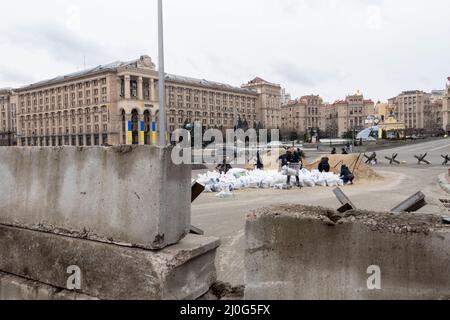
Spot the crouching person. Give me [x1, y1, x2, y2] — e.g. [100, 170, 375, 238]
[340, 165, 355, 185]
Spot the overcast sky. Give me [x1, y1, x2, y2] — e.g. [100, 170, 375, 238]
[0, 0, 449, 102]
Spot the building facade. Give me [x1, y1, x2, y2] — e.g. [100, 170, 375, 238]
[0, 88, 17, 146]
[388, 90, 431, 132]
[324, 92, 375, 138]
[165, 75, 259, 133]
[242, 77, 282, 129]
[2, 55, 284, 147]
[15, 55, 160, 147]
[280, 88, 291, 106]
[443, 81, 450, 133]
[280, 95, 326, 138]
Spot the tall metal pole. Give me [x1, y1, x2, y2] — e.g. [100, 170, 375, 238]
[158, 0, 167, 146]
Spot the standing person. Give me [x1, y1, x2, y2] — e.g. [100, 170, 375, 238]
[318, 157, 331, 173]
[287, 148, 302, 188]
[279, 148, 301, 188]
[256, 151, 264, 170]
[346, 142, 351, 151]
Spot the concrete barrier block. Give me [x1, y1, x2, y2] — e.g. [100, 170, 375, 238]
[0, 224, 220, 300]
[245, 205, 450, 300]
[0, 146, 191, 249]
[0, 272, 97, 300]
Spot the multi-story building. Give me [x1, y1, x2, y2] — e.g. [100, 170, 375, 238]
[280, 95, 326, 139]
[165, 74, 259, 133]
[14, 55, 160, 147]
[442, 80, 450, 133]
[242, 77, 282, 129]
[280, 88, 291, 106]
[1, 55, 282, 147]
[325, 91, 374, 138]
[0, 88, 17, 146]
[388, 90, 431, 132]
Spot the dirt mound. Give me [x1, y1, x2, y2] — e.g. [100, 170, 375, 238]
[304, 154, 382, 181]
[259, 148, 285, 171]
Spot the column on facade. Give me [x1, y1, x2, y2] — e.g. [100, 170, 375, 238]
[137, 77, 144, 101]
[124, 75, 131, 99]
[150, 79, 156, 102]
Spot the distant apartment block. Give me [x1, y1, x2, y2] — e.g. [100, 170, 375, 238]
[321, 91, 374, 138]
[280, 88, 291, 106]
[0, 88, 17, 146]
[388, 90, 444, 134]
[281, 95, 326, 138]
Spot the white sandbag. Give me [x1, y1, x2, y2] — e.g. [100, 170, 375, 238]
[282, 166, 298, 176]
[303, 179, 315, 187]
[216, 189, 234, 198]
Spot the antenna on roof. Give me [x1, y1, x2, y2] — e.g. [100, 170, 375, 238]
[83, 55, 86, 70]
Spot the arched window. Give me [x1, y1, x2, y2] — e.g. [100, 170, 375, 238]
[144, 110, 151, 145]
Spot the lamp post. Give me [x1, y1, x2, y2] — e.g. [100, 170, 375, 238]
[158, 0, 167, 146]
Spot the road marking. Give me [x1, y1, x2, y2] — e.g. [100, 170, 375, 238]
[429, 143, 450, 152]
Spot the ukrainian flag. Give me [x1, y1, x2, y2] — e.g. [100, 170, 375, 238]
[140, 121, 145, 144]
[151, 121, 157, 145]
[127, 121, 133, 143]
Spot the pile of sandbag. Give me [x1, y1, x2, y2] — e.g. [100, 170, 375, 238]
[196, 168, 344, 195]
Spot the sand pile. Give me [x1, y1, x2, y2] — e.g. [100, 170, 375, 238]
[305, 154, 382, 181]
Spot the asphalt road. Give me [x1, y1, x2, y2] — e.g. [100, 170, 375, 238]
[191, 138, 450, 286]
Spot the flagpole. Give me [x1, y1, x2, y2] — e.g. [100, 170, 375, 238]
[158, 0, 167, 146]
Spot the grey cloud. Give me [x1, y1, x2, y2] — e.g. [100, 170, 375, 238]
[4, 21, 116, 67]
[272, 62, 342, 88]
[0, 64, 35, 85]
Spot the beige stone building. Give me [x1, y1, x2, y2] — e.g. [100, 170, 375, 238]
[324, 92, 375, 138]
[0, 88, 17, 146]
[242, 77, 282, 129]
[388, 90, 431, 131]
[2, 55, 283, 147]
[442, 82, 450, 133]
[165, 75, 259, 133]
[15, 55, 160, 147]
[280, 95, 326, 138]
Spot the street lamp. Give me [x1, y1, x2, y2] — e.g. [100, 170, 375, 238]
[158, 0, 167, 146]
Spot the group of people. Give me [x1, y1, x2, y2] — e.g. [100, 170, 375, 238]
[318, 157, 354, 185]
[331, 143, 352, 155]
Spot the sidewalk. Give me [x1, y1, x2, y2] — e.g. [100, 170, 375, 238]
[438, 173, 450, 194]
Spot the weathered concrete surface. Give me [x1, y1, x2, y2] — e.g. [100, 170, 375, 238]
[0, 146, 191, 249]
[245, 205, 450, 300]
[0, 224, 220, 300]
[0, 272, 97, 300]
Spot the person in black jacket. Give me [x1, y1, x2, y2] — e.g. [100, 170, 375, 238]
[256, 151, 264, 170]
[331, 147, 337, 155]
[318, 157, 331, 173]
[340, 165, 355, 184]
[286, 148, 302, 188]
